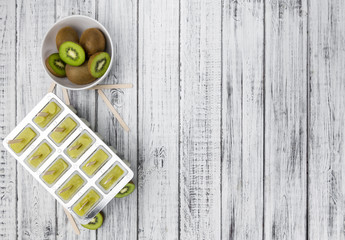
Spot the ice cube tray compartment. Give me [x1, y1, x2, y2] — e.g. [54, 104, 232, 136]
[2, 93, 134, 224]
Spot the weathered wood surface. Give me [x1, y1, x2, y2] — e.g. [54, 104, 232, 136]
[0, 0, 345, 239]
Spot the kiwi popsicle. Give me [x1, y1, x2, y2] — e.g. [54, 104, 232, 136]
[50, 117, 77, 144]
[66, 133, 93, 160]
[58, 174, 85, 201]
[42, 158, 68, 185]
[27, 142, 52, 170]
[82, 149, 109, 177]
[34, 101, 61, 128]
[73, 189, 101, 217]
[99, 165, 125, 191]
[9, 127, 37, 153]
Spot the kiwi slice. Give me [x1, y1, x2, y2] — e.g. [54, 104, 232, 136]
[66, 62, 96, 85]
[88, 52, 110, 78]
[80, 28, 106, 56]
[56, 26, 79, 50]
[81, 212, 104, 230]
[59, 41, 85, 66]
[115, 181, 135, 198]
[45, 53, 66, 77]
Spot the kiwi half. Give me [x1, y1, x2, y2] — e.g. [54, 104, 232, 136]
[88, 52, 110, 78]
[80, 28, 106, 56]
[56, 26, 79, 50]
[81, 212, 104, 230]
[59, 41, 85, 66]
[115, 181, 135, 198]
[45, 53, 66, 77]
[66, 62, 96, 85]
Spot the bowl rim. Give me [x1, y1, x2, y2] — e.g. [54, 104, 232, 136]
[41, 15, 114, 91]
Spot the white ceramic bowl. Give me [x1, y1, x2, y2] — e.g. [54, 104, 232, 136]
[41, 15, 113, 90]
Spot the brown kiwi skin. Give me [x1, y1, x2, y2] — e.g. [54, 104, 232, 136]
[56, 26, 79, 50]
[66, 62, 96, 85]
[79, 28, 106, 56]
[45, 57, 65, 77]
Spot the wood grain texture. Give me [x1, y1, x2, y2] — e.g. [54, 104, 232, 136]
[16, 0, 57, 239]
[55, 1, 97, 239]
[0, 0, 17, 239]
[309, 0, 345, 239]
[96, 0, 138, 239]
[222, 0, 264, 239]
[138, 0, 179, 239]
[264, 0, 308, 239]
[180, 0, 222, 239]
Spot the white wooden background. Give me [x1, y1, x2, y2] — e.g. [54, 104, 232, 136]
[0, 0, 344, 239]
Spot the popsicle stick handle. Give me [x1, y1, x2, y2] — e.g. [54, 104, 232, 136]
[37, 112, 49, 117]
[48, 82, 56, 93]
[79, 200, 89, 211]
[104, 176, 114, 185]
[69, 144, 82, 151]
[63, 208, 80, 235]
[62, 88, 70, 105]
[86, 160, 97, 167]
[54, 127, 65, 132]
[97, 89, 130, 132]
[29, 154, 42, 161]
[7, 139, 24, 144]
[90, 84, 133, 89]
[43, 170, 55, 176]
[59, 185, 73, 194]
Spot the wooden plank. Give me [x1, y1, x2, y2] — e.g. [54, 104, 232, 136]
[55, 1, 97, 239]
[221, 0, 264, 239]
[138, 0, 179, 239]
[16, 0, 57, 239]
[179, 0, 222, 239]
[96, 0, 137, 239]
[264, 0, 308, 239]
[0, 0, 17, 239]
[309, 1, 345, 239]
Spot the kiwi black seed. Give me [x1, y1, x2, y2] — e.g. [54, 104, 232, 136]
[88, 52, 110, 78]
[66, 62, 96, 85]
[80, 28, 106, 56]
[45, 53, 66, 77]
[59, 41, 85, 66]
[115, 181, 135, 198]
[81, 212, 104, 230]
[56, 26, 79, 50]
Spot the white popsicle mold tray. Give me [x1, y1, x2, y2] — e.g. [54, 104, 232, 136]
[2, 93, 134, 224]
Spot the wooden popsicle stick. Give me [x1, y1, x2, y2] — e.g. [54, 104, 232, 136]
[86, 160, 97, 167]
[37, 112, 49, 117]
[43, 170, 55, 176]
[69, 144, 82, 151]
[97, 89, 130, 132]
[48, 82, 56, 93]
[54, 127, 65, 132]
[59, 185, 73, 194]
[8, 139, 24, 144]
[90, 83, 133, 89]
[29, 154, 42, 161]
[79, 200, 89, 211]
[63, 208, 80, 235]
[62, 88, 70, 105]
[104, 176, 114, 185]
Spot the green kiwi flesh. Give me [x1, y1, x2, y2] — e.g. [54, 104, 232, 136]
[56, 26, 79, 50]
[66, 62, 96, 85]
[80, 28, 106, 56]
[88, 52, 110, 78]
[45, 53, 66, 77]
[115, 182, 135, 198]
[81, 212, 104, 230]
[59, 41, 85, 66]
